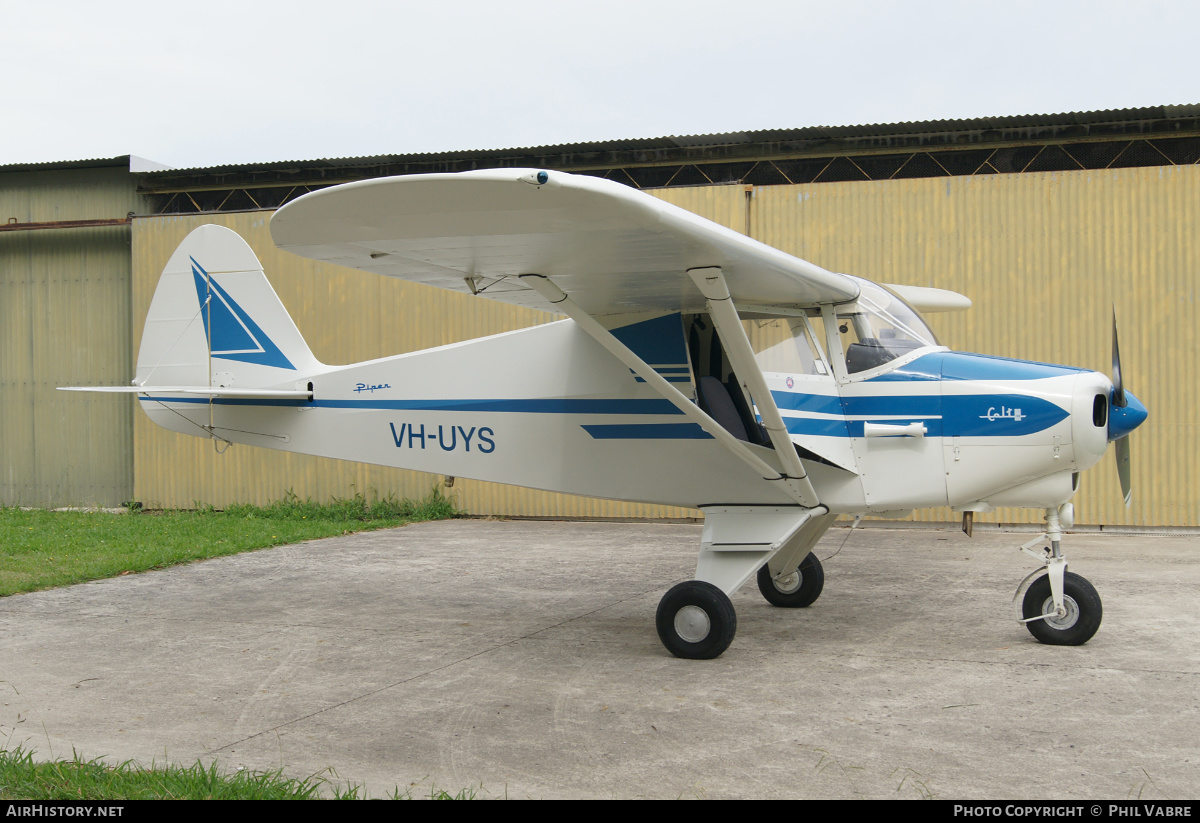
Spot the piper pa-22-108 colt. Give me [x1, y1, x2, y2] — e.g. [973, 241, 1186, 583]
[63, 169, 1148, 659]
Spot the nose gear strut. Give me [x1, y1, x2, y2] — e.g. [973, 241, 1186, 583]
[1012, 506, 1103, 645]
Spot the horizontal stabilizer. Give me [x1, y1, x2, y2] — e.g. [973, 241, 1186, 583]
[884, 283, 972, 313]
[58, 386, 312, 399]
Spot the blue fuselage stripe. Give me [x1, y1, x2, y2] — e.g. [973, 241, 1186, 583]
[582, 423, 713, 440]
[140, 396, 685, 415]
[771, 391, 940, 416]
[783, 417, 853, 437]
[771, 391, 845, 415]
[139, 396, 309, 407]
[866, 351, 1087, 382]
[773, 391, 1068, 437]
[142, 389, 1069, 438]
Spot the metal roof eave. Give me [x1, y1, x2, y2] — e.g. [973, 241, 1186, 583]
[136, 104, 1200, 193]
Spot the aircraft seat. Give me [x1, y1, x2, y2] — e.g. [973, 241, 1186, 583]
[697, 376, 751, 442]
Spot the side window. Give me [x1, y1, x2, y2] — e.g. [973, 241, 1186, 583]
[745, 318, 829, 376]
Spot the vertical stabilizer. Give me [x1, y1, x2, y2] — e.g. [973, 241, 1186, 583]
[135, 225, 320, 389]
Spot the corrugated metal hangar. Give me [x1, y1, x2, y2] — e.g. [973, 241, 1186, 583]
[3, 105, 1197, 526]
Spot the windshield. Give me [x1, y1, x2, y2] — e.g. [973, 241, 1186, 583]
[743, 277, 941, 378]
[839, 276, 939, 373]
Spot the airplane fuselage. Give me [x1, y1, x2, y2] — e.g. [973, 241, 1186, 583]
[140, 313, 1124, 516]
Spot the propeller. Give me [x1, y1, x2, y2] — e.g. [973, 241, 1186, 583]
[1108, 308, 1148, 507]
[1115, 436, 1132, 508]
[1111, 307, 1125, 410]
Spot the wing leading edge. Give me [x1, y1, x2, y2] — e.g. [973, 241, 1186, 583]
[269, 169, 859, 316]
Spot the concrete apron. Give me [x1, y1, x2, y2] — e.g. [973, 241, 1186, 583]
[1, 520, 1196, 799]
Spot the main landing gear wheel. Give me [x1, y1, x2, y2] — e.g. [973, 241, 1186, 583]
[756, 552, 824, 608]
[1022, 571, 1103, 646]
[656, 581, 737, 660]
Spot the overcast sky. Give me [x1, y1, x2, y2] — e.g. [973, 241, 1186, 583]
[2, 0, 1196, 169]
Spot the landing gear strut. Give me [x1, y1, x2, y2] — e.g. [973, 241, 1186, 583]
[655, 507, 835, 659]
[1015, 506, 1102, 645]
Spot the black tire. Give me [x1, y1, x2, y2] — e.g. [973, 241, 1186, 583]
[1022, 571, 1102, 646]
[756, 552, 825, 608]
[655, 581, 737, 660]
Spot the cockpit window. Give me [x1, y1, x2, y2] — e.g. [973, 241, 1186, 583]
[745, 316, 829, 376]
[741, 278, 940, 378]
[840, 277, 939, 373]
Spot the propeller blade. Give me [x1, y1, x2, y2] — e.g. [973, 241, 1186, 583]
[1112, 306, 1126, 408]
[1116, 435, 1132, 508]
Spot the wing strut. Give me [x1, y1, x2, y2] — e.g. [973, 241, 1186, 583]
[688, 267, 818, 500]
[519, 274, 820, 508]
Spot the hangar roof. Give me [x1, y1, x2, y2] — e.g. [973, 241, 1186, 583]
[135, 104, 1200, 215]
[0, 156, 133, 174]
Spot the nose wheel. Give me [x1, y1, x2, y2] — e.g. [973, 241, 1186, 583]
[1021, 571, 1103, 645]
[1015, 506, 1103, 646]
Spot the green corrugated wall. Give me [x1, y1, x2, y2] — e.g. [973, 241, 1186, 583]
[0, 166, 143, 507]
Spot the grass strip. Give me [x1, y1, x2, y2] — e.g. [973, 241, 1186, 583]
[0, 746, 479, 799]
[0, 746, 325, 800]
[0, 490, 458, 597]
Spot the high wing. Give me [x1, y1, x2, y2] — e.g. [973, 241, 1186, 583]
[269, 169, 859, 316]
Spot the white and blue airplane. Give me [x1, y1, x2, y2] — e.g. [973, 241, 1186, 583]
[64, 169, 1147, 659]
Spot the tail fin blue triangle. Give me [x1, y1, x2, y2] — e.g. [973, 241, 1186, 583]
[191, 258, 296, 370]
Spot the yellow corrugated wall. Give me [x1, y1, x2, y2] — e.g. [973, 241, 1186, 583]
[133, 165, 1197, 525]
[728, 166, 1193, 527]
